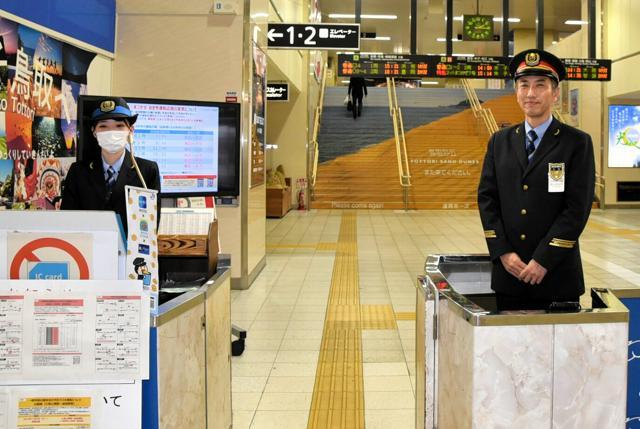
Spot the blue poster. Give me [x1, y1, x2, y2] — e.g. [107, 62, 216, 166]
[609, 105, 640, 168]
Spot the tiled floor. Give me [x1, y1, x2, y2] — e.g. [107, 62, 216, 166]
[230, 209, 640, 429]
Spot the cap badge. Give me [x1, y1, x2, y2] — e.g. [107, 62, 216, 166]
[100, 100, 116, 112]
[525, 52, 540, 66]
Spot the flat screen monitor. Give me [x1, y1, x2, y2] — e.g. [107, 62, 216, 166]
[77, 96, 241, 196]
[608, 105, 640, 168]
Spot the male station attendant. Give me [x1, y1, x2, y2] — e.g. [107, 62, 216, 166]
[477, 49, 595, 311]
[61, 97, 161, 234]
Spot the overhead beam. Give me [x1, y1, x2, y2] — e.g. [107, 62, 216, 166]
[502, 0, 510, 57]
[536, 0, 544, 49]
[446, 0, 453, 56]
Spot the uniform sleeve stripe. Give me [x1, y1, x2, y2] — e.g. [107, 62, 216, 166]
[484, 230, 497, 238]
[549, 239, 575, 249]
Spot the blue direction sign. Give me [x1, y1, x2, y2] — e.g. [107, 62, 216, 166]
[28, 262, 70, 280]
[267, 23, 360, 50]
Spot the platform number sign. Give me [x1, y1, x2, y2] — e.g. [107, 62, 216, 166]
[268, 23, 360, 50]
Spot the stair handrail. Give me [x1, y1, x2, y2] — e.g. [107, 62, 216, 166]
[386, 77, 412, 198]
[461, 79, 499, 135]
[552, 107, 567, 123]
[309, 63, 328, 189]
[393, 82, 411, 188]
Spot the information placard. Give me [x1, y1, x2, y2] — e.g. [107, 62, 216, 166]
[268, 23, 360, 50]
[0, 280, 149, 384]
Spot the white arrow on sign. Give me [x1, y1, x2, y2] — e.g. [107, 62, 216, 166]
[268, 29, 284, 42]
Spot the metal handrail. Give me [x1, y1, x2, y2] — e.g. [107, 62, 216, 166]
[309, 63, 328, 188]
[553, 108, 567, 123]
[461, 79, 499, 135]
[386, 78, 412, 189]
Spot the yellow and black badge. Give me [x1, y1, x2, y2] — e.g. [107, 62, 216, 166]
[548, 162, 565, 193]
[100, 100, 116, 112]
[525, 52, 540, 66]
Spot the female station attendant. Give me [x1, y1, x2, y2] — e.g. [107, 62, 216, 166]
[61, 97, 161, 234]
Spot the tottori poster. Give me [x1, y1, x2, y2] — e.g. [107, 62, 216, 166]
[251, 42, 266, 187]
[0, 16, 97, 209]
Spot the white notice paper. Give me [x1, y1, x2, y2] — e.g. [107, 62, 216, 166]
[0, 295, 23, 373]
[0, 281, 149, 384]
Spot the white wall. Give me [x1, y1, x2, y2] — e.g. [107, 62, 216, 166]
[114, 0, 267, 285]
[603, 0, 640, 206]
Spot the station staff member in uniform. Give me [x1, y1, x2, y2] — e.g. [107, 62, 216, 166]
[61, 97, 161, 235]
[477, 49, 595, 311]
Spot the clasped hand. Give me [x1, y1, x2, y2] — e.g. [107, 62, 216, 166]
[499, 252, 547, 285]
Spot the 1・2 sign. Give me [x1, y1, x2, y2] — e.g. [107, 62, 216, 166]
[267, 23, 360, 50]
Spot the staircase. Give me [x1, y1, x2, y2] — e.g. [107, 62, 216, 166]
[312, 87, 522, 210]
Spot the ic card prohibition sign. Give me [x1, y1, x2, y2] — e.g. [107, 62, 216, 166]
[9, 237, 90, 279]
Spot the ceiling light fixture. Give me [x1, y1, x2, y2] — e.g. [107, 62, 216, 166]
[565, 20, 589, 25]
[436, 37, 461, 42]
[328, 13, 398, 20]
[421, 81, 439, 85]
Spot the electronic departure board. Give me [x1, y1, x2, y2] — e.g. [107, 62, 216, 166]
[563, 58, 611, 81]
[337, 54, 612, 81]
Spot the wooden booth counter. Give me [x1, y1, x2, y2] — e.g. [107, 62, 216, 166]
[146, 219, 231, 429]
[266, 177, 292, 217]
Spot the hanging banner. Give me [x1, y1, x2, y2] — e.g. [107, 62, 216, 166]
[251, 43, 266, 188]
[0, 16, 97, 210]
[125, 186, 159, 315]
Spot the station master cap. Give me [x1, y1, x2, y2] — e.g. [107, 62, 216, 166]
[91, 97, 138, 125]
[509, 49, 566, 83]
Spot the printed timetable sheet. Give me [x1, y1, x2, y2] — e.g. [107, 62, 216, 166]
[0, 281, 149, 384]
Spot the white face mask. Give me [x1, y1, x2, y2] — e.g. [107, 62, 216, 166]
[96, 130, 129, 153]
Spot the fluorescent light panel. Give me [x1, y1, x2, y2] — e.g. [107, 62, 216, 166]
[436, 37, 461, 42]
[328, 13, 397, 20]
[565, 20, 588, 25]
[421, 81, 439, 85]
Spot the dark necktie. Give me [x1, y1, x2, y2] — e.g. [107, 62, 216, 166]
[526, 129, 538, 160]
[106, 166, 117, 191]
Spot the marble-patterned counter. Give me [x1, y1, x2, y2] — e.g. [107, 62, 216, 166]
[417, 255, 629, 429]
[144, 257, 232, 429]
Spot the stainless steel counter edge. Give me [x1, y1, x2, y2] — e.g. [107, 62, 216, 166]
[418, 274, 629, 327]
[152, 256, 232, 327]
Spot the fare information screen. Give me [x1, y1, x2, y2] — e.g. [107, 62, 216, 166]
[129, 103, 219, 194]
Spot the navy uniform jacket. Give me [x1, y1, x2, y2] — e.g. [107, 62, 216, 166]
[61, 152, 161, 235]
[477, 118, 595, 300]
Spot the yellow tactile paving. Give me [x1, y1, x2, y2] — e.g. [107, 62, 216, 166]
[394, 311, 417, 321]
[266, 242, 338, 250]
[587, 220, 640, 243]
[308, 211, 365, 429]
[361, 305, 397, 330]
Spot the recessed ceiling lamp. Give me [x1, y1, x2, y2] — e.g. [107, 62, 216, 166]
[436, 37, 461, 42]
[328, 13, 398, 20]
[565, 20, 589, 25]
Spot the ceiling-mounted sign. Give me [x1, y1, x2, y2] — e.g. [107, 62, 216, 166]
[267, 23, 360, 50]
[266, 82, 289, 102]
[337, 54, 613, 81]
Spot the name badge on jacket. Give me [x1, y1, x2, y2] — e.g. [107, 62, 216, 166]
[548, 163, 565, 193]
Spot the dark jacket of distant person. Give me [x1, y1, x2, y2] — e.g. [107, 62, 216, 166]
[477, 117, 595, 301]
[348, 77, 368, 99]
